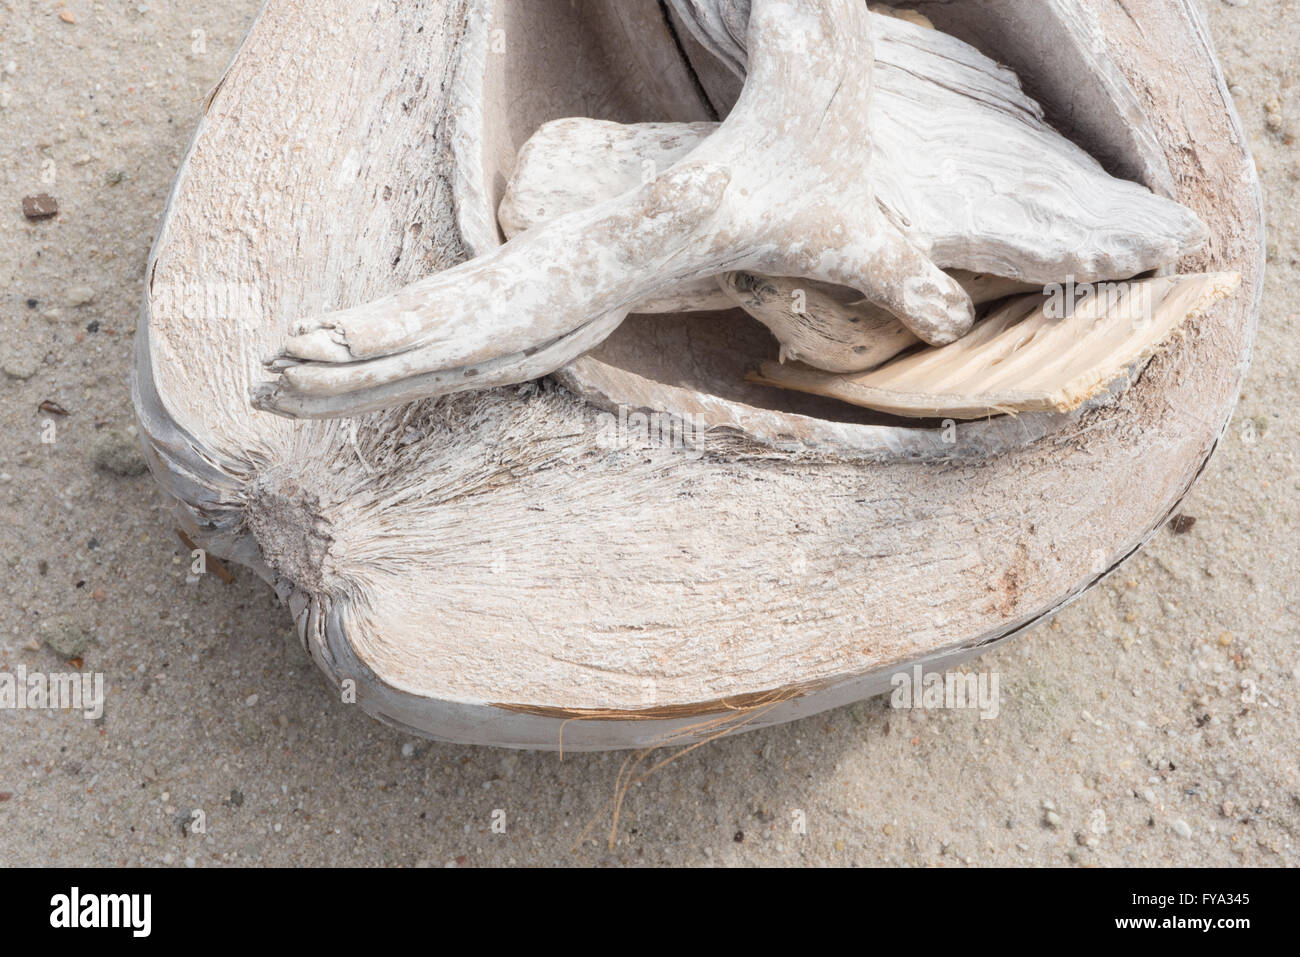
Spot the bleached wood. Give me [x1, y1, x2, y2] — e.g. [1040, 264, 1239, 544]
[751, 273, 1240, 417]
[132, 0, 1263, 749]
[257, 0, 972, 418]
[496, 115, 1085, 371]
[496, 120, 734, 315]
[256, 1, 1205, 415]
[716, 272, 1044, 372]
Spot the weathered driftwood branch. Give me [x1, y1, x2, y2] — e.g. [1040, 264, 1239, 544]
[254, 0, 1206, 417]
[500, 120, 1044, 373]
[135, 0, 1262, 749]
[496, 119, 1055, 371]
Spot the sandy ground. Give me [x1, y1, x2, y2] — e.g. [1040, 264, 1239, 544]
[0, 0, 1296, 867]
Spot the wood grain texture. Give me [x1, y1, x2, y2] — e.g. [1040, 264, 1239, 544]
[258, 3, 1205, 409]
[133, 0, 1263, 749]
[750, 273, 1241, 418]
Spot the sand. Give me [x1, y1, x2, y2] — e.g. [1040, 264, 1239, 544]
[0, 0, 1296, 866]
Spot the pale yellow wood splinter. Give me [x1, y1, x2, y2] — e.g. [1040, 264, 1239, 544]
[749, 273, 1241, 419]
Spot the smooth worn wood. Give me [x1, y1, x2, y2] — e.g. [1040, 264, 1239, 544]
[255, 3, 1205, 412]
[750, 273, 1241, 418]
[133, 0, 1263, 749]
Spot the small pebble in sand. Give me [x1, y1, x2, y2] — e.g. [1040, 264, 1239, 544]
[39, 617, 91, 660]
[59, 11, 76, 24]
[67, 285, 96, 306]
[1172, 819, 1193, 838]
[22, 194, 58, 220]
[1264, 97, 1284, 133]
[1044, 810, 1062, 829]
[3, 356, 39, 380]
[1169, 514, 1197, 534]
[91, 430, 149, 476]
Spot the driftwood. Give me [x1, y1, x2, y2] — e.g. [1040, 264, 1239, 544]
[493, 117, 1104, 372]
[133, 0, 1263, 749]
[750, 272, 1241, 417]
[255, 2, 1206, 414]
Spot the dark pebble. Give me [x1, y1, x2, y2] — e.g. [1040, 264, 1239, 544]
[1169, 514, 1197, 534]
[86, 320, 100, 333]
[22, 194, 59, 220]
